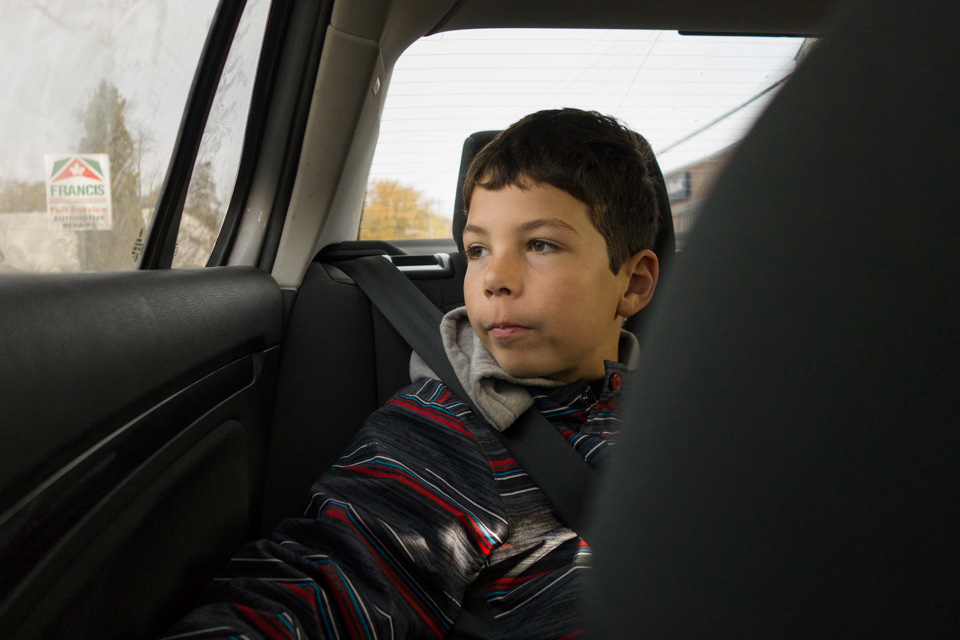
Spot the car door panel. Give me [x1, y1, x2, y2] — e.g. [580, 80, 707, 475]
[0, 266, 282, 639]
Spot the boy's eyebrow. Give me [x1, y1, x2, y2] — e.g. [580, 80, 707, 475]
[462, 218, 580, 237]
[518, 218, 580, 236]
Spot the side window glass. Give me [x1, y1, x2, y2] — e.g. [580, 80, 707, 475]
[172, 0, 271, 268]
[362, 30, 809, 249]
[0, 1, 220, 273]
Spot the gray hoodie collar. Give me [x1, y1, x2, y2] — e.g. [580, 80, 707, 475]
[409, 306, 640, 431]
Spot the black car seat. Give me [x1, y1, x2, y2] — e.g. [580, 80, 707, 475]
[262, 245, 464, 528]
[587, 0, 960, 636]
[263, 127, 676, 530]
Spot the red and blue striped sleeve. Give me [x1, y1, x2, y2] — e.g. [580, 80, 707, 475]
[161, 379, 508, 640]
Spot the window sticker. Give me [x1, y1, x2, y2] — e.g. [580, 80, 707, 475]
[44, 154, 112, 232]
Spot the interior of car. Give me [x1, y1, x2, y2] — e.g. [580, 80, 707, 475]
[1, 0, 956, 638]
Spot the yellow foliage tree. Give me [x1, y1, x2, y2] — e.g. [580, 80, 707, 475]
[359, 179, 450, 240]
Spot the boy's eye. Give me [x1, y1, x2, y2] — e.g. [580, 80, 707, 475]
[529, 239, 559, 253]
[465, 244, 490, 260]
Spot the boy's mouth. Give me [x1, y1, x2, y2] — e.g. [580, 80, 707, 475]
[487, 322, 531, 340]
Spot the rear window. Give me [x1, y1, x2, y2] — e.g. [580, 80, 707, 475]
[361, 29, 809, 248]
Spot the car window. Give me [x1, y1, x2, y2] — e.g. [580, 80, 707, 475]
[172, 0, 271, 268]
[0, 1, 264, 274]
[361, 29, 809, 248]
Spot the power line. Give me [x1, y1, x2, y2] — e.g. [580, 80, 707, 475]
[655, 73, 791, 156]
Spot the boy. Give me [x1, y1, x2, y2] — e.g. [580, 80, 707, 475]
[164, 108, 661, 639]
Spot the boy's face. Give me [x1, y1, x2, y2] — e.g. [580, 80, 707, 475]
[462, 181, 646, 382]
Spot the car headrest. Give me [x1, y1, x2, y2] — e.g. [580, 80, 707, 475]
[452, 130, 499, 255]
[451, 127, 676, 339]
[587, 0, 960, 637]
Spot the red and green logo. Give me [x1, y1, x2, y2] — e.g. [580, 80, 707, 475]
[45, 153, 112, 231]
[50, 156, 106, 183]
[48, 156, 108, 198]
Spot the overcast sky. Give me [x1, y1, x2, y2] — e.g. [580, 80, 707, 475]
[371, 29, 803, 217]
[0, 0, 253, 196]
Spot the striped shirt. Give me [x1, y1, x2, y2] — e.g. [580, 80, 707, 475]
[162, 363, 626, 640]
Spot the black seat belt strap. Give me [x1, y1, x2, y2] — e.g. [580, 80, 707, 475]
[333, 255, 598, 538]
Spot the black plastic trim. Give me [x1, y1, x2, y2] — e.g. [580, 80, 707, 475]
[208, 0, 297, 267]
[317, 240, 404, 260]
[0, 267, 283, 518]
[428, 0, 471, 34]
[317, 241, 457, 281]
[388, 253, 454, 278]
[0, 354, 254, 607]
[141, 0, 248, 270]
[677, 30, 810, 36]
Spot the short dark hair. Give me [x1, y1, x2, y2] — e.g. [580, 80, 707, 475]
[462, 108, 660, 273]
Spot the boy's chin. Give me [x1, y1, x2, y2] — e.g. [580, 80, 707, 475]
[500, 363, 548, 380]
[495, 355, 573, 382]
[490, 351, 545, 379]
[483, 338, 592, 382]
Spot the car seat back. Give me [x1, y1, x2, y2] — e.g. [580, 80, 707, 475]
[262, 242, 465, 528]
[588, 0, 960, 636]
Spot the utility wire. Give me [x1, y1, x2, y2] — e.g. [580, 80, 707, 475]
[656, 73, 792, 156]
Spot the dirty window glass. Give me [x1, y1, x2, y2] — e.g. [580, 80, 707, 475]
[172, 0, 271, 268]
[362, 30, 811, 249]
[0, 0, 219, 273]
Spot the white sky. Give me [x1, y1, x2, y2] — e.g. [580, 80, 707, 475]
[0, 1, 218, 187]
[0, 0, 269, 205]
[0, 2, 803, 222]
[370, 29, 803, 218]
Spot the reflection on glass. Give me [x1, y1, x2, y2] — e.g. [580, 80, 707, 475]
[0, 0, 219, 273]
[173, 0, 271, 268]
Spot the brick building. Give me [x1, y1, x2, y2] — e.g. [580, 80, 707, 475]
[664, 145, 736, 250]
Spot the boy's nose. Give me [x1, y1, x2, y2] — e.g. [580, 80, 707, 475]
[483, 253, 521, 297]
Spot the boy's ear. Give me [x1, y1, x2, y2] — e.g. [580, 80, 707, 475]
[617, 249, 659, 318]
